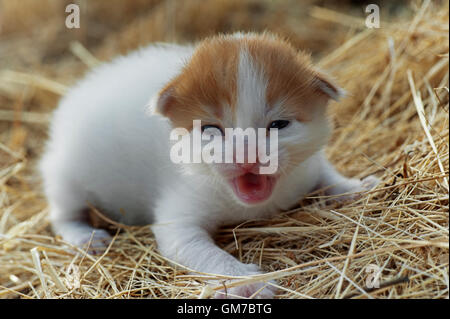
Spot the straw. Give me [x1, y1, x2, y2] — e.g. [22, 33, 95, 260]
[0, 0, 448, 299]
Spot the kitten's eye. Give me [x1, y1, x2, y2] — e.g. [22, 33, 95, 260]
[201, 125, 224, 135]
[268, 120, 290, 130]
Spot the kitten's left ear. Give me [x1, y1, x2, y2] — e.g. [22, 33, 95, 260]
[314, 71, 345, 101]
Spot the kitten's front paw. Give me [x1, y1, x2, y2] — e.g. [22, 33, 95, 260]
[213, 264, 277, 299]
[360, 175, 380, 191]
[214, 281, 277, 299]
[332, 175, 380, 202]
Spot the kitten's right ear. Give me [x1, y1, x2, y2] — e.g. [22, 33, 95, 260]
[148, 85, 176, 116]
[314, 71, 346, 102]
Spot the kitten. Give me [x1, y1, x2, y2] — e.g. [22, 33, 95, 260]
[40, 32, 379, 298]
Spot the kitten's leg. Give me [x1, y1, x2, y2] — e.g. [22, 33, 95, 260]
[50, 208, 112, 254]
[45, 182, 111, 254]
[152, 221, 276, 299]
[318, 152, 379, 201]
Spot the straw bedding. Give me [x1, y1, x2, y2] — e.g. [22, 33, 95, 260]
[0, 0, 448, 299]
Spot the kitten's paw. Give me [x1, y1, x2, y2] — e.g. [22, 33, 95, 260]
[214, 281, 277, 299]
[213, 264, 277, 299]
[66, 229, 112, 255]
[332, 175, 380, 202]
[360, 175, 380, 191]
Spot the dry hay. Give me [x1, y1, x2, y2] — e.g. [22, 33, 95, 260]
[0, 0, 448, 299]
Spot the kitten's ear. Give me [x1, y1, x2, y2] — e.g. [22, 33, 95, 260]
[314, 71, 345, 101]
[148, 85, 176, 116]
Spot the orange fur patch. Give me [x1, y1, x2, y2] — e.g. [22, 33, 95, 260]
[156, 33, 340, 128]
[245, 34, 338, 121]
[158, 36, 240, 129]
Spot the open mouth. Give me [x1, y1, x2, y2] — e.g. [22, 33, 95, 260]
[230, 173, 277, 204]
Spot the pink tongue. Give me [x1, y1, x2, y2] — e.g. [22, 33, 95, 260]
[233, 173, 272, 203]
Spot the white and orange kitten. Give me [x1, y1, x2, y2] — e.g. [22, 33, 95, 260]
[40, 32, 379, 298]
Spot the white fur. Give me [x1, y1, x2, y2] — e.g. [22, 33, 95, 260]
[40, 37, 378, 299]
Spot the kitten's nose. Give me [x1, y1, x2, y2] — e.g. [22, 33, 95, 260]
[237, 162, 257, 172]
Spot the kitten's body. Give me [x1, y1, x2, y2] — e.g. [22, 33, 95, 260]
[41, 44, 191, 226]
[40, 33, 378, 298]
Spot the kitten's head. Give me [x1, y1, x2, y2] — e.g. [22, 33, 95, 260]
[151, 32, 343, 206]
